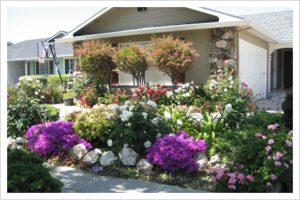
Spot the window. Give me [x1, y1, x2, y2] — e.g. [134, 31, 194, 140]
[112, 71, 119, 85]
[39, 63, 49, 75]
[64, 58, 75, 74]
[35, 62, 40, 75]
[49, 60, 54, 74]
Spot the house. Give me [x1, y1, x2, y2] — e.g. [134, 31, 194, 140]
[7, 31, 78, 84]
[55, 7, 293, 100]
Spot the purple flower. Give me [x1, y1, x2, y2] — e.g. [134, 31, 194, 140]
[271, 173, 277, 181]
[246, 175, 254, 182]
[91, 164, 104, 174]
[283, 163, 289, 168]
[26, 121, 92, 157]
[265, 145, 272, 152]
[268, 139, 274, 145]
[228, 184, 236, 190]
[146, 130, 207, 173]
[285, 140, 292, 147]
[274, 161, 281, 166]
[273, 152, 283, 161]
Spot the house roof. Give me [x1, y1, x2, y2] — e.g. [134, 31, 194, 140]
[240, 11, 293, 42]
[8, 31, 73, 61]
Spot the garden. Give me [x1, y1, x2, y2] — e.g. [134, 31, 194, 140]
[7, 35, 293, 193]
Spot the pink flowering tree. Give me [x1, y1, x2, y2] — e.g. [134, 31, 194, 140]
[149, 35, 199, 87]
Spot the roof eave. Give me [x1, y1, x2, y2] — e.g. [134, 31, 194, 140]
[248, 22, 281, 43]
[56, 20, 250, 44]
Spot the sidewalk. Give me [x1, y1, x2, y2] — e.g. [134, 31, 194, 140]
[52, 104, 88, 120]
[51, 166, 208, 193]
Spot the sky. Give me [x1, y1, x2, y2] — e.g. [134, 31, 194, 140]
[7, 7, 292, 43]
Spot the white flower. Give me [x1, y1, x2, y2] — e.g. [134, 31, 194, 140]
[177, 119, 183, 126]
[18, 77, 24, 81]
[184, 82, 190, 87]
[106, 113, 113, 119]
[16, 83, 20, 88]
[38, 89, 41, 92]
[166, 91, 173, 98]
[211, 112, 221, 119]
[156, 133, 162, 138]
[36, 80, 40, 83]
[144, 141, 152, 148]
[190, 113, 203, 122]
[120, 110, 133, 122]
[169, 133, 174, 137]
[140, 102, 145, 106]
[230, 81, 234, 85]
[119, 105, 127, 110]
[125, 100, 131, 106]
[151, 117, 159, 125]
[142, 112, 148, 119]
[228, 76, 233, 81]
[224, 88, 228, 92]
[127, 122, 131, 127]
[225, 103, 233, 112]
[27, 77, 33, 81]
[164, 111, 172, 119]
[112, 104, 119, 111]
[209, 83, 215, 90]
[107, 139, 113, 147]
[41, 95, 45, 99]
[147, 100, 157, 108]
[175, 87, 182, 93]
[183, 92, 190, 97]
[129, 105, 134, 111]
[34, 91, 38, 95]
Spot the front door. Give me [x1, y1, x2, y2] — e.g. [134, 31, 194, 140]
[283, 50, 293, 89]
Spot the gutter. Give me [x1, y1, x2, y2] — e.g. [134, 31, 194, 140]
[56, 20, 250, 44]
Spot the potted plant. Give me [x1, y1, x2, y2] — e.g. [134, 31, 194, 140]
[63, 91, 75, 106]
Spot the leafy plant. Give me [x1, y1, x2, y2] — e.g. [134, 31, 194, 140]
[282, 90, 293, 129]
[63, 91, 75, 99]
[74, 40, 116, 90]
[113, 43, 148, 85]
[8, 97, 59, 137]
[79, 83, 98, 107]
[74, 109, 113, 147]
[149, 35, 199, 87]
[8, 149, 63, 192]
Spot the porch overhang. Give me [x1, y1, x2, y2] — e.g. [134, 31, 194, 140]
[56, 20, 250, 44]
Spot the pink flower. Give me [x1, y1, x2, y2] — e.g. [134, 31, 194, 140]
[268, 124, 280, 131]
[262, 135, 267, 139]
[284, 163, 289, 168]
[273, 152, 283, 160]
[271, 173, 277, 181]
[285, 140, 292, 147]
[289, 160, 293, 165]
[267, 155, 272, 160]
[246, 175, 254, 182]
[229, 177, 237, 185]
[224, 60, 230, 65]
[228, 184, 236, 190]
[255, 133, 263, 138]
[268, 139, 275, 145]
[288, 130, 293, 135]
[239, 164, 244, 169]
[265, 145, 272, 152]
[237, 173, 245, 184]
[274, 161, 281, 166]
[267, 182, 272, 187]
[216, 168, 226, 180]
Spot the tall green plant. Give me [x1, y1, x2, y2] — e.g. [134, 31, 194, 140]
[113, 43, 148, 85]
[74, 40, 116, 91]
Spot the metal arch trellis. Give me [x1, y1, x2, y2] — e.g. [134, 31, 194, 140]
[38, 41, 64, 84]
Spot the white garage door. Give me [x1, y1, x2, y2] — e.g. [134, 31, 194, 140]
[239, 39, 267, 100]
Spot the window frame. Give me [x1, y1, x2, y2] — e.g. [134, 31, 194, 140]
[64, 57, 76, 75]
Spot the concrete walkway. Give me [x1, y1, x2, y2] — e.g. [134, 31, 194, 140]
[52, 104, 88, 120]
[255, 89, 287, 112]
[50, 166, 207, 193]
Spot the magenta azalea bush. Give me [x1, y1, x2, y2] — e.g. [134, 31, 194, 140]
[146, 130, 207, 173]
[26, 121, 92, 157]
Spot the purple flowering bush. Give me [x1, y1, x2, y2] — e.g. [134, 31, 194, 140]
[26, 121, 92, 157]
[146, 131, 207, 173]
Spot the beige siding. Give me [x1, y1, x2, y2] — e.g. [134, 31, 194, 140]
[103, 29, 210, 85]
[238, 30, 268, 50]
[76, 8, 217, 36]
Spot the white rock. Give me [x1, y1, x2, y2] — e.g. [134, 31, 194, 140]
[216, 40, 227, 48]
[209, 154, 220, 165]
[7, 137, 16, 148]
[69, 144, 88, 160]
[100, 151, 117, 166]
[119, 147, 138, 166]
[197, 153, 208, 171]
[82, 148, 102, 164]
[137, 159, 153, 174]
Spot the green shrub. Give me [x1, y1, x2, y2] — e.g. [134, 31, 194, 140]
[74, 109, 112, 146]
[8, 97, 60, 137]
[282, 90, 293, 129]
[7, 149, 63, 192]
[48, 74, 71, 89]
[64, 111, 83, 122]
[210, 112, 292, 192]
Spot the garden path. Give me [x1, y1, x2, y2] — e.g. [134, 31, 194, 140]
[52, 104, 88, 119]
[50, 166, 208, 193]
[254, 89, 287, 112]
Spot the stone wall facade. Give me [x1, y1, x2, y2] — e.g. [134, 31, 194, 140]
[209, 27, 238, 75]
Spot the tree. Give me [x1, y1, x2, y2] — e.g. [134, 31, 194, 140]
[149, 35, 199, 87]
[74, 40, 116, 91]
[113, 43, 148, 86]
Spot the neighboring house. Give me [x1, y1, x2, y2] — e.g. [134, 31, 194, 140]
[7, 31, 78, 84]
[55, 7, 293, 100]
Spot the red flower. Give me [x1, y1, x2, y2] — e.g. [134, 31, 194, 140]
[154, 97, 159, 102]
[156, 84, 160, 88]
[148, 88, 155, 98]
[161, 85, 167, 89]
